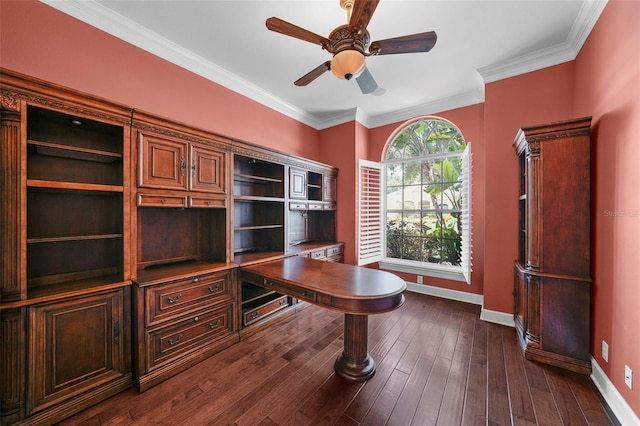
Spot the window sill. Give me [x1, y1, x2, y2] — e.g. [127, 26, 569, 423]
[378, 259, 466, 283]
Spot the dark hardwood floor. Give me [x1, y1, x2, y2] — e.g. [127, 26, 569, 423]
[60, 292, 616, 425]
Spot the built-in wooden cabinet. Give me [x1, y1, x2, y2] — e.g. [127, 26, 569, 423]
[233, 152, 286, 257]
[289, 166, 307, 199]
[132, 266, 237, 391]
[138, 130, 227, 197]
[513, 117, 592, 374]
[1, 69, 132, 425]
[131, 111, 235, 391]
[25, 106, 127, 296]
[1, 69, 342, 423]
[323, 174, 336, 202]
[27, 288, 131, 418]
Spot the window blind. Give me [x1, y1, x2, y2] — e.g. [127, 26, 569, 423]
[357, 160, 383, 265]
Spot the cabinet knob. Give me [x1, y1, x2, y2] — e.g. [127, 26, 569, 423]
[209, 319, 221, 329]
[208, 284, 220, 292]
[167, 293, 182, 304]
[161, 198, 167, 204]
[279, 299, 287, 306]
[193, 277, 199, 283]
[194, 316, 199, 321]
[168, 334, 182, 346]
[251, 311, 259, 319]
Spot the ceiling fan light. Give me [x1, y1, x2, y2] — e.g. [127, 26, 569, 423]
[331, 49, 365, 80]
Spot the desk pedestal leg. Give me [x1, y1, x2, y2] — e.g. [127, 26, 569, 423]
[334, 314, 375, 382]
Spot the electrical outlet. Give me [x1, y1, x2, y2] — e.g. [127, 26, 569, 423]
[625, 365, 633, 389]
[602, 340, 609, 362]
[417, 275, 423, 284]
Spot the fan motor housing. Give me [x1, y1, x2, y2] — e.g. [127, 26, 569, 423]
[327, 25, 370, 56]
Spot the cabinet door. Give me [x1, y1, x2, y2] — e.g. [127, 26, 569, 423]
[323, 175, 336, 202]
[139, 132, 188, 190]
[513, 266, 525, 337]
[289, 167, 307, 199]
[27, 289, 129, 416]
[189, 144, 227, 194]
[1, 308, 26, 424]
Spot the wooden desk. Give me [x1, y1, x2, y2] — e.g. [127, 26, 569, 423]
[241, 257, 407, 382]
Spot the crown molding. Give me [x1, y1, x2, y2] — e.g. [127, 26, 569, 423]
[39, 0, 323, 129]
[478, 0, 608, 84]
[361, 89, 485, 129]
[40, 0, 608, 131]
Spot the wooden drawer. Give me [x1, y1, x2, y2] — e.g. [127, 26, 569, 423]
[146, 271, 232, 326]
[326, 245, 343, 257]
[323, 203, 336, 210]
[243, 295, 289, 326]
[188, 195, 226, 208]
[146, 304, 234, 371]
[263, 277, 317, 303]
[138, 193, 187, 208]
[289, 202, 307, 210]
[310, 249, 326, 260]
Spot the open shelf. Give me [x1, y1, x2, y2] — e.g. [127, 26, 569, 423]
[27, 140, 123, 163]
[27, 234, 123, 244]
[27, 179, 123, 192]
[241, 283, 276, 306]
[234, 173, 283, 184]
[137, 207, 227, 270]
[233, 155, 284, 198]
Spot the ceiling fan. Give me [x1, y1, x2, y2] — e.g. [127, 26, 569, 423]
[265, 0, 437, 95]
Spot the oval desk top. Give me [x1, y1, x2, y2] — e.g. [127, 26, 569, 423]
[241, 257, 407, 315]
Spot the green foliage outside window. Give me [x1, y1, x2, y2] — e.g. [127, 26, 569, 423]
[384, 118, 465, 266]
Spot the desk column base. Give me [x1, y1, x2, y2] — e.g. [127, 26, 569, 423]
[334, 314, 376, 382]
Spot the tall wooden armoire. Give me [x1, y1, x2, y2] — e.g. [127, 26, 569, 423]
[513, 117, 592, 374]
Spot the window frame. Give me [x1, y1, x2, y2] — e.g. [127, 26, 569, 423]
[357, 117, 472, 284]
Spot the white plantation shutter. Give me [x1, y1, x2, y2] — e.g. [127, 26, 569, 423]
[357, 160, 383, 265]
[460, 142, 473, 284]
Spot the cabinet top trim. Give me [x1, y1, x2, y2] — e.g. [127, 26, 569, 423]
[1, 68, 131, 126]
[513, 116, 591, 155]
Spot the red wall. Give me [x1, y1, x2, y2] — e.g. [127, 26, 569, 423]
[0, 0, 319, 160]
[573, 0, 640, 414]
[318, 121, 359, 264]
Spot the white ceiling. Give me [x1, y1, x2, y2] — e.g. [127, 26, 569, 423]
[42, 0, 607, 129]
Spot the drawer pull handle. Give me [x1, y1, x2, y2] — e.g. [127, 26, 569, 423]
[301, 291, 307, 297]
[207, 200, 212, 205]
[250, 311, 259, 319]
[279, 299, 287, 306]
[168, 334, 182, 346]
[167, 293, 182, 304]
[209, 319, 221, 329]
[208, 284, 220, 292]
[161, 198, 167, 204]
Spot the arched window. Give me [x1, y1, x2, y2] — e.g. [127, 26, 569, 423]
[358, 117, 472, 284]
